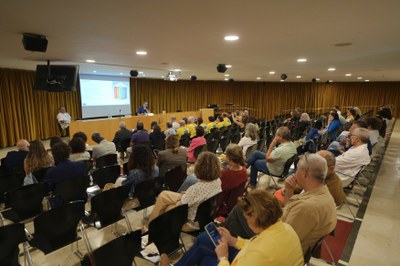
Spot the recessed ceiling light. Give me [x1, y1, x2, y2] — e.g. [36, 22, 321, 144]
[136, 51, 147, 55]
[86, 59, 96, 63]
[316, 78, 320, 81]
[329, 80, 333, 82]
[119, 72, 123, 75]
[357, 77, 363, 80]
[296, 75, 302, 78]
[92, 70, 96, 73]
[173, 69, 181, 72]
[297, 58, 307, 62]
[138, 71, 144, 74]
[224, 74, 230, 77]
[280, 79, 285, 82]
[256, 77, 261, 80]
[345, 73, 352, 77]
[161, 76, 165, 78]
[328, 67, 336, 71]
[365, 80, 370, 82]
[224, 35, 239, 41]
[269, 71, 275, 75]
[224, 78, 229, 81]
[226, 65, 232, 68]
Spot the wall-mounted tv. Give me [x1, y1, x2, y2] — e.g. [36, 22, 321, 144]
[34, 64, 80, 92]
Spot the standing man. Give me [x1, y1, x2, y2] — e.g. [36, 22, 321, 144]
[138, 101, 150, 115]
[57, 107, 71, 137]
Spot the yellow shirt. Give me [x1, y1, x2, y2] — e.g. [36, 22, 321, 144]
[200, 123, 207, 131]
[176, 126, 189, 140]
[218, 221, 303, 266]
[187, 123, 196, 138]
[223, 117, 232, 127]
[207, 122, 217, 133]
[217, 122, 224, 129]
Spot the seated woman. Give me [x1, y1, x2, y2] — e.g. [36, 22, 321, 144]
[69, 137, 91, 161]
[197, 117, 208, 131]
[187, 126, 207, 163]
[157, 135, 187, 177]
[121, 144, 159, 198]
[326, 112, 341, 141]
[216, 115, 225, 129]
[345, 108, 356, 123]
[306, 120, 323, 141]
[292, 113, 311, 140]
[149, 125, 166, 151]
[147, 152, 222, 232]
[160, 189, 303, 266]
[23, 140, 54, 184]
[238, 123, 258, 157]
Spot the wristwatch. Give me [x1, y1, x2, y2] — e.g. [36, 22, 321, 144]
[218, 256, 228, 262]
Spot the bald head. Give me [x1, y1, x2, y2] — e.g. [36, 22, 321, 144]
[16, 139, 29, 151]
[317, 150, 336, 176]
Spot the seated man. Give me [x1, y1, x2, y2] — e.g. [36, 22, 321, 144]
[246, 126, 296, 188]
[176, 120, 189, 141]
[112, 121, 133, 158]
[365, 117, 382, 146]
[2, 139, 29, 172]
[164, 122, 176, 138]
[186, 116, 197, 138]
[57, 106, 71, 136]
[137, 101, 150, 115]
[91, 133, 117, 160]
[130, 121, 149, 146]
[206, 116, 217, 133]
[170, 116, 180, 130]
[335, 127, 371, 187]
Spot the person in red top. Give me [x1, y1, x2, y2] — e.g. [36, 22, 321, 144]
[187, 126, 207, 163]
[218, 144, 248, 216]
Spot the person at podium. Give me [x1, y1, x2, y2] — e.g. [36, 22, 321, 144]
[138, 101, 150, 115]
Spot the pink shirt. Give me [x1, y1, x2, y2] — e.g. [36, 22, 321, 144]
[187, 137, 207, 162]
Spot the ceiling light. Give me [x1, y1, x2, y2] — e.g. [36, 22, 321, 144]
[328, 67, 336, 71]
[357, 77, 363, 80]
[269, 71, 275, 75]
[119, 72, 123, 75]
[345, 73, 352, 77]
[297, 58, 307, 62]
[296, 75, 301, 79]
[316, 78, 320, 81]
[280, 79, 285, 82]
[138, 71, 144, 74]
[173, 69, 181, 72]
[92, 70, 96, 73]
[224, 78, 229, 81]
[224, 74, 230, 77]
[226, 65, 232, 68]
[86, 59, 96, 63]
[224, 35, 239, 41]
[256, 77, 261, 80]
[365, 80, 370, 82]
[136, 51, 147, 55]
[161, 76, 165, 78]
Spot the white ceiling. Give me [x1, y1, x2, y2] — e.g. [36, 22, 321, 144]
[1, 0, 400, 82]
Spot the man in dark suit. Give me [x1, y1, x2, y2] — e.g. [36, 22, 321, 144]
[2, 139, 29, 172]
[112, 121, 133, 159]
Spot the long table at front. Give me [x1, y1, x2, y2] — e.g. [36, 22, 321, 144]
[70, 109, 213, 145]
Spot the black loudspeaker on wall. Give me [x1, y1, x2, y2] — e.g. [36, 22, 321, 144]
[216, 64, 228, 73]
[22, 33, 48, 52]
[130, 70, 139, 77]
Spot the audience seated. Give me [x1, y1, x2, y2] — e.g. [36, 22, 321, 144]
[147, 152, 222, 232]
[164, 122, 176, 138]
[206, 116, 217, 133]
[112, 121, 133, 153]
[345, 108, 356, 123]
[157, 135, 187, 177]
[197, 117, 208, 131]
[306, 120, 323, 141]
[23, 140, 54, 184]
[171, 115, 180, 130]
[149, 125, 166, 150]
[91, 133, 117, 160]
[187, 126, 207, 163]
[237, 123, 258, 157]
[119, 144, 159, 200]
[44, 142, 85, 191]
[216, 116, 225, 129]
[73, 131, 91, 151]
[130, 121, 149, 146]
[2, 139, 29, 172]
[69, 137, 91, 161]
[247, 126, 296, 189]
[365, 117, 382, 146]
[187, 116, 197, 138]
[326, 112, 342, 141]
[292, 113, 311, 140]
[334, 106, 347, 125]
[49, 136, 63, 149]
[231, 110, 247, 129]
[160, 189, 304, 266]
[335, 128, 371, 187]
[176, 120, 189, 141]
[222, 113, 232, 127]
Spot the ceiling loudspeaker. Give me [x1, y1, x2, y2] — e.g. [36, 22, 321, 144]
[280, 74, 287, 80]
[216, 64, 227, 73]
[190, 75, 197, 81]
[22, 33, 48, 52]
[312, 78, 317, 83]
[130, 70, 139, 77]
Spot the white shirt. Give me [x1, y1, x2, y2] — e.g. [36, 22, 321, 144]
[172, 121, 180, 130]
[335, 143, 370, 187]
[57, 112, 71, 129]
[238, 136, 258, 157]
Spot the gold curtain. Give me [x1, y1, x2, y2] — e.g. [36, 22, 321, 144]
[131, 78, 400, 119]
[0, 68, 81, 148]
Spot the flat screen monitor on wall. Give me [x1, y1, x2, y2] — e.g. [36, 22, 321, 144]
[34, 65, 80, 92]
[79, 74, 131, 119]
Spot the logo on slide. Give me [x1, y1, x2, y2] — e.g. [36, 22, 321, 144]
[113, 82, 128, 99]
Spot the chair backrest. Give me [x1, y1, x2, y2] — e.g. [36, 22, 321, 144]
[179, 134, 190, 147]
[151, 137, 165, 151]
[204, 133, 213, 143]
[4, 183, 47, 222]
[53, 175, 90, 204]
[216, 182, 246, 217]
[119, 138, 132, 152]
[95, 154, 118, 169]
[32, 166, 53, 183]
[304, 236, 324, 264]
[123, 162, 129, 175]
[193, 145, 207, 160]
[30, 201, 85, 254]
[279, 154, 298, 178]
[195, 192, 222, 230]
[148, 204, 188, 255]
[133, 179, 157, 211]
[81, 160, 94, 175]
[207, 139, 219, 153]
[164, 165, 187, 192]
[92, 165, 121, 189]
[90, 185, 130, 228]
[0, 172, 25, 203]
[245, 143, 258, 159]
[81, 230, 142, 266]
[0, 223, 28, 265]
